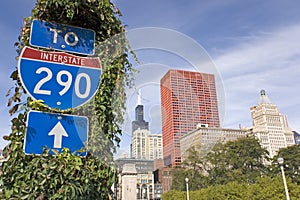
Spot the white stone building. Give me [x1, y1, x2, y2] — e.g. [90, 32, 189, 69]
[131, 129, 163, 160]
[250, 90, 295, 158]
[180, 125, 248, 161]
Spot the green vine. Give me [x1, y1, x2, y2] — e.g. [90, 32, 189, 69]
[1, 0, 134, 199]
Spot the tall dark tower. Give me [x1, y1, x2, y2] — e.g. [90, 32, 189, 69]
[132, 90, 149, 133]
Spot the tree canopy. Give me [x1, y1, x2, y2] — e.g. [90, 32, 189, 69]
[206, 136, 270, 185]
[271, 144, 300, 185]
[171, 136, 271, 191]
[170, 136, 300, 199]
[164, 176, 300, 200]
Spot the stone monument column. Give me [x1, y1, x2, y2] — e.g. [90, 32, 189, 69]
[121, 163, 137, 200]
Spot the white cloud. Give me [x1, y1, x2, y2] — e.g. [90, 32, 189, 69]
[213, 24, 300, 131]
[216, 24, 300, 74]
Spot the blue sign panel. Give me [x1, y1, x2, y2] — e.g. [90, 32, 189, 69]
[24, 111, 88, 156]
[18, 47, 101, 110]
[30, 19, 95, 55]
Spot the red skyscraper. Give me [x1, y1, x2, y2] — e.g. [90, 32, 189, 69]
[160, 69, 220, 166]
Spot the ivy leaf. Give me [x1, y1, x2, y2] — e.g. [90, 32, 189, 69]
[6, 87, 12, 97]
[3, 135, 10, 141]
[10, 70, 18, 80]
[9, 104, 19, 115]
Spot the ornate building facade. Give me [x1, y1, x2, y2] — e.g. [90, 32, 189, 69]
[250, 90, 295, 158]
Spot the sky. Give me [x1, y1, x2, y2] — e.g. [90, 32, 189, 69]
[0, 1, 300, 156]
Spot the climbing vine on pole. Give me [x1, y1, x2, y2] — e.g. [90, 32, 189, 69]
[1, 0, 133, 199]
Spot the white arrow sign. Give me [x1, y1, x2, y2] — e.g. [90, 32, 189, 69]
[48, 121, 69, 148]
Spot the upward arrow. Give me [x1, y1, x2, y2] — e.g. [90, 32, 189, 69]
[48, 121, 68, 148]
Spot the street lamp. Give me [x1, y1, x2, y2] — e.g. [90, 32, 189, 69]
[278, 157, 290, 200]
[185, 177, 190, 200]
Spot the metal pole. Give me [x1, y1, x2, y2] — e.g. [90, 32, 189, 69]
[185, 178, 190, 200]
[280, 165, 290, 200]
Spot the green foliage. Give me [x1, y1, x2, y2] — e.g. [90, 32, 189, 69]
[2, 149, 115, 199]
[171, 145, 208, 191]
[203, 182, 248, 200]
[164, 176, 300, 200]
[206, 136, 270, 185]
[271, 144, 300, 185]
[171, 168, 188, 191]
[171, 136, 270, 191]
[169, 137, 300, 199]
[171, 168, 208, 191]
[182, 145, 205, 172]
[2, 0, 133, 199]
[162, 190, 186, 200]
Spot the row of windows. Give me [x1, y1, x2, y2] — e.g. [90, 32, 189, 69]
[267, 127, 283, 131]
[170, 85, 216, 93]
[171, 92, 215, 99]
[170, 79, 215, 85]
[260, 137, 269, 143]
[169, 73, 214, 80]
[253, 106, 279, 116]
[266, 116, 281, 123]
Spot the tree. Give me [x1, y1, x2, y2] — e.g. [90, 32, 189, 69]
[162, 190, 186, 200]
[247, 176, 294, 200]
[171, 168, 189, 191]
[1, 0, 133, 199]
[205, 136, 270, 185]
[164, 176, 300, 200]
[271, 144, 300, 185]
[182, 145, 205, 172]
[171, 146, 208, 191]
[171, 137, 269, 190]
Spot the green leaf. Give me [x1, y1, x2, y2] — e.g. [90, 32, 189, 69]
[10, 70, 18, 80]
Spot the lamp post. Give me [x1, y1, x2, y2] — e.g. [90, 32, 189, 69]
[185, 177, 190, 200]
[278, 157, 290, 200]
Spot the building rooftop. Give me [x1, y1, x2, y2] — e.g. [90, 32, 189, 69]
[258, 89, 272, 105]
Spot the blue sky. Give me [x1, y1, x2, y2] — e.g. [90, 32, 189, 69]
[1, 1, 300, 156]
